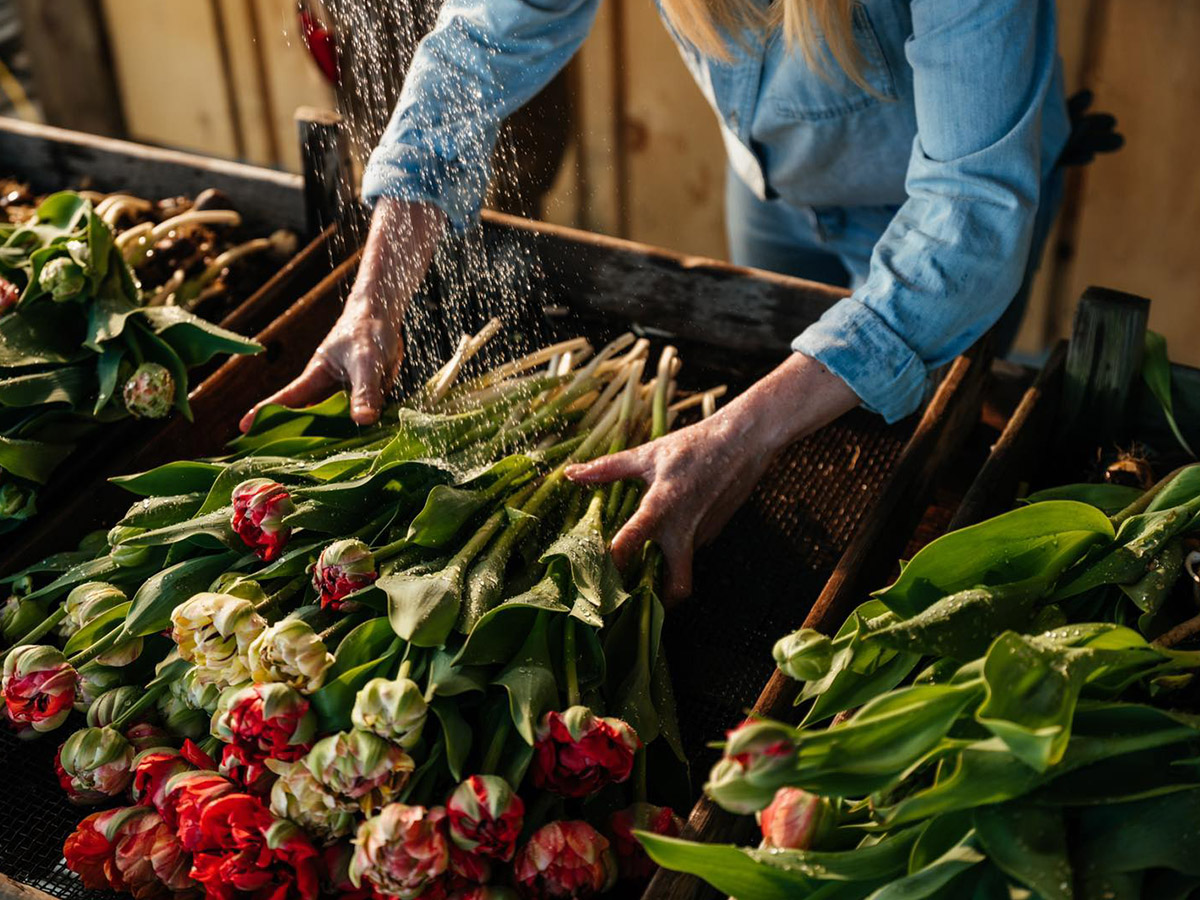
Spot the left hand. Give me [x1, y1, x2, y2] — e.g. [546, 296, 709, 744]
[565, 352, 861, 603]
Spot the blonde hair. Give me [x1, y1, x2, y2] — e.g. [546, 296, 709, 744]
[660, 0, 872, 92]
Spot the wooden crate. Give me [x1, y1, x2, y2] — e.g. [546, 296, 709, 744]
[0, 117, 345, 557]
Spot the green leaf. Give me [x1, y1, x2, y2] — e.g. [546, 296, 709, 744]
[121, 552, 237, 638]
[118, 509, 236, 551]
[141, 306, 261, 366]
[310, 639, 403, 733]
[456, 572, 569, 666]
[492, 613, 558, 744]
[1144, 330, 1196, 457]
[1075, 786, 1200, 877]
[325, 617, 397, 680]
[63, 601, 131, 656]
[238, 392, 354, 440]
[874, 501, 1114, 618]
[972, 804, 1071, 900]
[118, 492, 206, 531]
[22, 555, 134, 605]
[112, 461, 226, 497]
[0, 366, 94, 409]
[0, 304, 84, 367]
[430, 697, 472, 781]
[540, 500, 628, 618]
[380, 565, 463, 649]
[1024, 483, 1144, 515]
[865, 829, 985, 900]
[84, 292, 141, 350]
[95, 342, 125, 414]
[0, 434, 75, 483]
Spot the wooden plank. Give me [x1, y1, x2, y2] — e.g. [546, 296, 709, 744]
[480, 209, 849, 356]
[12, 0, 124, 136]
[216, 0, 278, 167]
[97, 0, 240, 158]
[0, 874, 58, 900]
[644, 343, 990, 900]
[0, 117, 306, 234]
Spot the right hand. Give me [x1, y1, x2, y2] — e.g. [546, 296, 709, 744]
[239, 199, 447, 431]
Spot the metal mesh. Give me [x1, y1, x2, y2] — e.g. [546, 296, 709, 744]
[0, 231, 917, 896]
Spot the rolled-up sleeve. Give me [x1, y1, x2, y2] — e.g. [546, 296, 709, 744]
[362, 0, 600, 228]
[793, 0, 1060, 422]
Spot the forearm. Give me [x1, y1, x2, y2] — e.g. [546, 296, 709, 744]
[712, 353, 860, 459]
[351, 199, 447, 325]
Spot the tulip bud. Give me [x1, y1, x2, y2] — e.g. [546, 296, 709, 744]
[212, 682, 316, 789]
[62, 582, 126, 638]
[268, 758, 356, 843]
[122, 362, 175, 420]
[351, 676, 427, 748]
[757, 787, 830, 850]
[0, 481, 35, 522]
[107, 526, 152, 569]
[772, 628, 834, 682]
[349, 803, 450, 899]
[160, 769, 236, 851]
[171, 665, 223, 713]
[63, 805, 156, 892]
[446, 775, 524, 862]
[532, 706, 641, 799]
[705, 720, 800, 815]
[2, 644, 78, 732]
[2, 594, 46, 644]
[56, 726, 135, 804]
[312, 539, 378, 610]
[130, 747, 191, 812]
[305, 730, 415, 814]
[157, 692, 210, 740]
[248, 617, 334, 694]
[170, 591, 266, 687]
[74, 664, 125, 713]
[608, 803, 683, 880]
[231, 478, 295, 562]
[39, 256, 86, 301]
[86, 685, 151, 728]
[514, 821, 617, 899]
[0, 275, 19, 314]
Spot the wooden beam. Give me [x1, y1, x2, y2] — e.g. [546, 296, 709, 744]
[12, 0, 125, 136]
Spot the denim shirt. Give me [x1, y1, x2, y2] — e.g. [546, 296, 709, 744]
[363, 0, 1069, 423]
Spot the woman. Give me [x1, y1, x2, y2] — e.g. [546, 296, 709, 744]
[244, 0, 1069, 601]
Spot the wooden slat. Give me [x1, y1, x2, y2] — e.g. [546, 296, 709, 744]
[480, 209, 850, 355]
[0, 874, 58, 900]
[644, 343, 990, 900]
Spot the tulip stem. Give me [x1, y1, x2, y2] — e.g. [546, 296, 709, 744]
[318, 611, 369, 645]
[564, 617, 581, 708]
[66, 626, 123, 669]
[481, 714, 510, 775]
[397, 658, 413, 681]
[634, 747, 648, 804]
[1, 606, 68, 661]
[255, 575, 309, 616]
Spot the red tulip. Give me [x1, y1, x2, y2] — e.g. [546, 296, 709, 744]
[349, 803, 451, 900]
[131, 748, 192, 813]
[758, 787, 829, 850]
[0, 275, 19, 314]
[514, 821, 617, 899]
[160, 770, 237, 852]
[608, 803, 683, 880]
[312, 539, 378, 610]
[231, 479, 295, 561]
[212, 682, 315, 790]
[532, 707, 640, 799]
[189, 792, 320, 900]
[2, 644, 78, 732]
[446, 775, 524, 862]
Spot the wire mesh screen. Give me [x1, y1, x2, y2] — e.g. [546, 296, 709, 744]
[0, 223, 918, 896]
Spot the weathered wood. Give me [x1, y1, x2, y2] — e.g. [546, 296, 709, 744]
[0, 873, 58, 900]
[948, 342, 1068, 531]
[0, 117, 306, 234]
[297, 106, 355, 236]
[643, 343, 991, 900]
[1060, 286, 1149, 446]
[480, 209, 851, 355]
[13, 0, 125, 136]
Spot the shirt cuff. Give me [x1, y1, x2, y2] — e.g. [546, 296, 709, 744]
[791, 297, 929, 424]
[361, 144, 486, 232]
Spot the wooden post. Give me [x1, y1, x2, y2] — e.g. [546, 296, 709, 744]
[296, 106, 355, 238]
[1059, 286, 1150, 447]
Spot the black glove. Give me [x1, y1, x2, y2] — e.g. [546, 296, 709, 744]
[1058, 89, 1124, 168]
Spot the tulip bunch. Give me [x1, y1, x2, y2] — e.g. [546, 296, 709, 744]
[2, 324, 708, 899]
[641, 464, 1200, 899]
[0, 188, 280, 533]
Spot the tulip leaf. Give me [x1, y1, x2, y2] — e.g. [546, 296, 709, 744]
[118, 509, 236, 550]
[121, 551, 237, 638]
[117, 492, 207, 531]
[380, 567, 462, 649]
[22, 555, 136, 605]
[1024, 483, 1144, 515]
[456, 572, 569, 666]
[1075, 786, 1200, 877]
[95, 342, 124, 414]
[540, 501, 628, 618]
[1143, 331, 1197, 458]
[427, 643, 489, 697]
[84, 292, 141, 350]
[874, 501, 1114, 618]
[0, 303, 84, 367]
[492, 613, 557, 744]
[111, 461, 226, 497]
[865, 829, 985, 900]
[326, 617, 399, 679]
[254, 538, 325, 579]
[972, 804, 1071, 900]
[141, 306, 262, 367]
[310, 635, 403, 733]
[237, 392, 353, 442]
[63, 601, 132, 656]
[0, 366, 94, 410]
[406, 484, 489, 548]
[430, 697, 472, 781]
[0, 434, 76, 484]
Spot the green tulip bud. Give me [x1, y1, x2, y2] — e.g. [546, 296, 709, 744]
[1, 595, 47, 644]
[267, 758, 356, 841]
[122, 362, 175, 419]
[63, 582, 126, 636]
[705, 757, 782, 816]
[58, 726, 134, 804]
[38, 256, 86, 301]
[704, 720, 800, 815]
[351, 677, 428, 749]
[107, 526, 152, 568]
[74, 663, 126, 713]
[157, 690, 211, 740]
[86, 685, 150, 728]
[305, 730, 415, 815]
[772, 628, 834, 682]
[169, 665, 222, 714]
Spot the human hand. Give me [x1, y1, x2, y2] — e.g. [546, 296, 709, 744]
[239, 199, 446, 431]
[565, 353, 860, 603]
